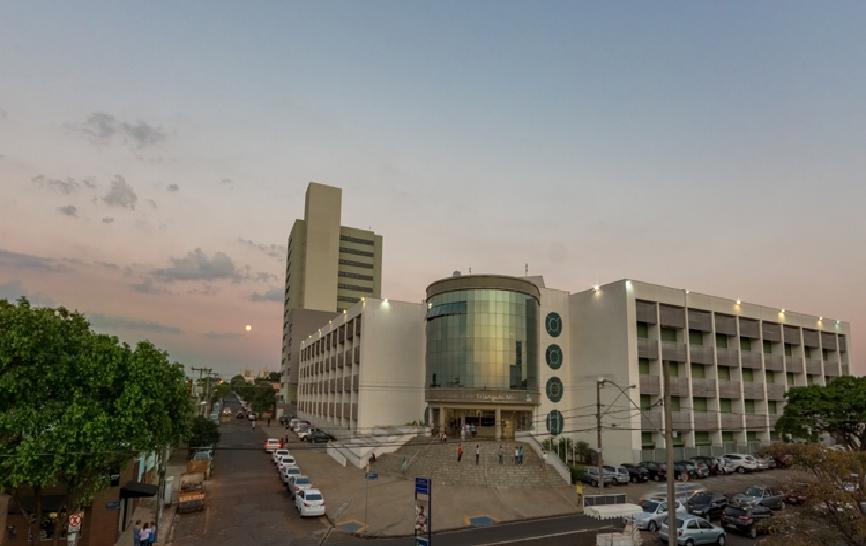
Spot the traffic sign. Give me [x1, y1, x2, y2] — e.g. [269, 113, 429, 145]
[415, 477, 430, 495]
[366, 472, 378, 480]
[68, 514, 82, 532]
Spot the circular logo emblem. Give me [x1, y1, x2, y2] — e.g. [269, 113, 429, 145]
[545, 312, 562, 337]
[546, 377, 563, 402]
[546, 410, 563, 435]
[545, 344, 563, 369]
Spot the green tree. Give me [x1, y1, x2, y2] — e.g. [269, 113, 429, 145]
[188, 417, 220, 451]
[266, 371, 282, 382]
[210, 382, 231, 403]
[0, 298, 192, 543]
[776, 376, 866, 450]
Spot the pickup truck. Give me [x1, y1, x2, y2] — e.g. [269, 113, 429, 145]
[177, 472, 206, 513]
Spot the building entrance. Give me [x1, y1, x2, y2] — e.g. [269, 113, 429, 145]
[432, 406, 533, 440]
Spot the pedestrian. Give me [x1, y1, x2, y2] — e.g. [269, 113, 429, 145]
[149, 520, 157, 545]
[251, 420, 256, 430]
[460, 426, 466, 441]
[498, 444, 503, 465]
[514, 445, 519, 464]
[138, 523, 151, 546]
[475, 443, 480, 465]
[132, 520, 142, 546]
[518, 445, 524, 465]
[442, 431, 447, 443]
[267, 417, 271, 426]
[457, 442, 463, 462]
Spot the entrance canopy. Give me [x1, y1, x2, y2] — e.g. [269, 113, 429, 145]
[119, 482, 158, 499]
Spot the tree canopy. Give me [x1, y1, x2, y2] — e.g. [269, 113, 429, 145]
[776, 376, 866, 449]
[0, 297, 192, 537]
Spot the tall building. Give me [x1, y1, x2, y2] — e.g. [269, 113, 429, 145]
[294, 273, 852, 465]
[280, 182, 383, 412]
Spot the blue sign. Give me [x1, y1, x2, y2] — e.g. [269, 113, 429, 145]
[105, 500, 121, 511]
[366, 472, 378, 480]
[415, 477, 430, 495]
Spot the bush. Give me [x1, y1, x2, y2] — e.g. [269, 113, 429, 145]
[571, 465, 586, 483]
[188, 416, 220, 452]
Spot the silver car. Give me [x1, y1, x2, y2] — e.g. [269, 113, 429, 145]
[604, 465, 631, 485]
[660, 515, 726, 545]
[635, 500, 686, 532]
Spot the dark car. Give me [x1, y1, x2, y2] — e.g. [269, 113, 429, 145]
[736, 485, 785, 510]
[673, 461, 697, 479]
[620, 463, 650, 483]
[721, 504, 773, 538]
[783, 483, 808, 506]
[307, 430, 336, 443]
[236, 411, 246, 419]
[640, 461, 667, 481]
[686, 491, 728, 520]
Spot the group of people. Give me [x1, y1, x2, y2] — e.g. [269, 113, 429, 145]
[455, 442, 526, 465]
[132, 520, 157, 546]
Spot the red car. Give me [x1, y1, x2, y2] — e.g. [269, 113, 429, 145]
[784, 483, 808, 505]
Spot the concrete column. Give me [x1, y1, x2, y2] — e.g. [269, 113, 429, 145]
[438, 406, 445, 432]
[495, 408, 502, 440]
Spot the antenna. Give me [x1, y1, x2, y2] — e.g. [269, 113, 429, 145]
[469, 267, 472, 275]
[525, 263, 528, 276]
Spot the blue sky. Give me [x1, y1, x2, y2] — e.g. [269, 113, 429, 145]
[1, 2, 864, 375]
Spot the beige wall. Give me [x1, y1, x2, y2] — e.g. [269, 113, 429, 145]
[301, 183, 342, 312]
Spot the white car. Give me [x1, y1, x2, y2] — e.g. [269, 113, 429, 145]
[634, 499, 686, 532]
[282, 465, 302, 484]
[288, 474, 313, 499]
[722, 453, 757, 473]
[295, 488, 325, 517]
[264, 438, 281, 453]
[272, 449, 290, 465]
[276, 454, 298, 472]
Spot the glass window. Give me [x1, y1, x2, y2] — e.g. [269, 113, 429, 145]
[664, 361, 680, 377]
[636, 322, 649, 339]
[766, 371, 775, 384]
[742, 368, 754, 382]
[670, 396, 681, 411]
[716, 333, 728, 348]
[784, 343, 793, 357]
[691, 364, 705, 378]
[639, 358, 650, 375]
[717, 366, 731, 381]
[722, 431, 735, 442]
[720, 399, 733, 413]
[747, 431, 759, 441]
[744, 399, 756, 414]
[763, 340, 772, 354]
[805, 346, 813, 359]
[661, 327, 677, 342]
[641, 432, 655, 447]
[694, 431, 711, 446]
[693, 397, 708, 412]
[768, 401, 778, 414]
[786, 372, 795, 385]
[640, 394, 652, 410]
[689, 330, 703, 346]
[740, 337, 752, 351]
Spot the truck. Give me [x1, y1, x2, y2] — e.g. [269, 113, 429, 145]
[177, 472, 206, 513]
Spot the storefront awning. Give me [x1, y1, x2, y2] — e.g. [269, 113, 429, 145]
[119, 482, 158, 499]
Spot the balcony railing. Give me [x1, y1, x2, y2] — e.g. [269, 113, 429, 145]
[741, 351, 763, 369]
[672, 410, 692, 429]
[806, 358, 823, 375]
[693, 412, 719, 430]
[768, 414, 781, 427]
[720, 413, 742, 428]
[637, 338, 658, 359]
[745, 414, 767, 429]
[689, 345, 715, 365]
[718, 380, 742, 398]
[641, 408, 664, 432]
[668, 376, 690, 396]
[766, 383, 786, 400]
[786, 356, 804, 373]
[639, 375, 660, 395]
[742, 382, 765, 399]
[691, 378, 717, 397]
[661, 342, 687, 361]
[824, 365, 840, 378]
[764, 354, 784, 371]
[716, 348, 739, 366]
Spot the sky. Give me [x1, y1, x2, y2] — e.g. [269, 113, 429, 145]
[1, 1, 864, 377]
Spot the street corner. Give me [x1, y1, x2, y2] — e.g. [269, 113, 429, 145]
[465, 514, 497, 528]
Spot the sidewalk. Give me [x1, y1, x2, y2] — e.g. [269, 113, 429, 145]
[263, 423, 581, 537]
[115, 449, 186, 546]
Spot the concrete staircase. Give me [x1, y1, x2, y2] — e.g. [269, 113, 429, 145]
[374, 438, 567, 487]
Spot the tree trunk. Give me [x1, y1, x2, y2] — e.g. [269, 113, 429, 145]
[32, 487, 42, 546]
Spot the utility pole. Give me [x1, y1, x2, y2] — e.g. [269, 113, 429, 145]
[596, 378, 604, 490]
[191, 367, 213, 416]
[663, 358, 676, 535]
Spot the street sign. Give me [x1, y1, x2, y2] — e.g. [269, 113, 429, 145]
[366, 472, 378, 480]
[68, 514, 82, 533]
[415, 477, 430, 495]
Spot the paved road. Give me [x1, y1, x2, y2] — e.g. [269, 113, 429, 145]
[169, 397, 330, 546]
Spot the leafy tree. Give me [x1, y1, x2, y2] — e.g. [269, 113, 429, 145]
[210, 382, 231, 403]
[188, 417, 220, 451]
[0, 298, 192, 543]
[229, 374, 247, 392]
[764, 443, 866, 546]
[776, 376, 866, 449]
[267, 371, 282, 382]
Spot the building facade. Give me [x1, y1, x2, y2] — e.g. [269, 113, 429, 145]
[297, 298, 426, 431]
[281, 182, 383, 408]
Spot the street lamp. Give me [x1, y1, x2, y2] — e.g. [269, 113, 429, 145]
[596, 378, 637, 490]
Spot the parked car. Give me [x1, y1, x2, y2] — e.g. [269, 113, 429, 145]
[307, 430, 336, 443]
[659, 515, 726, 545]
[686, 491, 729, 520]
[236, 411, 246, 419]
[691, 456, 725, 476]
[299, 427, 327, 441]
[721, 503, 773, 538]
[722, 454, 757, 473]
[640, 461, 668, 481]
[735, 485, 785, 510]
[264, 438, 282, 453]
[272, 448, 290, 465]
[634, 499, 686, 532]
[673, 461, 697, 479]
[783, 483, 808, 506]
[287, 474, 314, 499]
[276, 454, 298, 472]
[620, 463, 650, 483]
[281, 465, 302, 484]
[604, 466, 630, 485]
[643, 483, 707, 504]
[295, 488, 326, 517]
[582, 466, 616, 487]
[293, 420, 311, 432]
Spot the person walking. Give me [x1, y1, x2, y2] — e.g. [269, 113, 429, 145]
[475, 443, 480, 465]
[267, 417, 271, 426]
[138, 523, 151, 546]
[456, 442, 463, 462]
[251, 420, 256, 430]
[149, 520, 157, 545]
[514, 445, 519, 464]
[498, 444, 503, 464]
[517, 445, 524, 465]
[132, 520, 142, 546]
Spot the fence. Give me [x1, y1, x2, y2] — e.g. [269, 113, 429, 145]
[583, 494, 628, 508]
[517, 431, 572, 484]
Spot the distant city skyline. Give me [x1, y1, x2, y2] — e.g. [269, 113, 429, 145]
[1, 2, 864, 376]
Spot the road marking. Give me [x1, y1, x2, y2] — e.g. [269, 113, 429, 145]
[470, 527, 611, 546]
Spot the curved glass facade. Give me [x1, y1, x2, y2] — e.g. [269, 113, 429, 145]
[426, 289, 538, 391]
